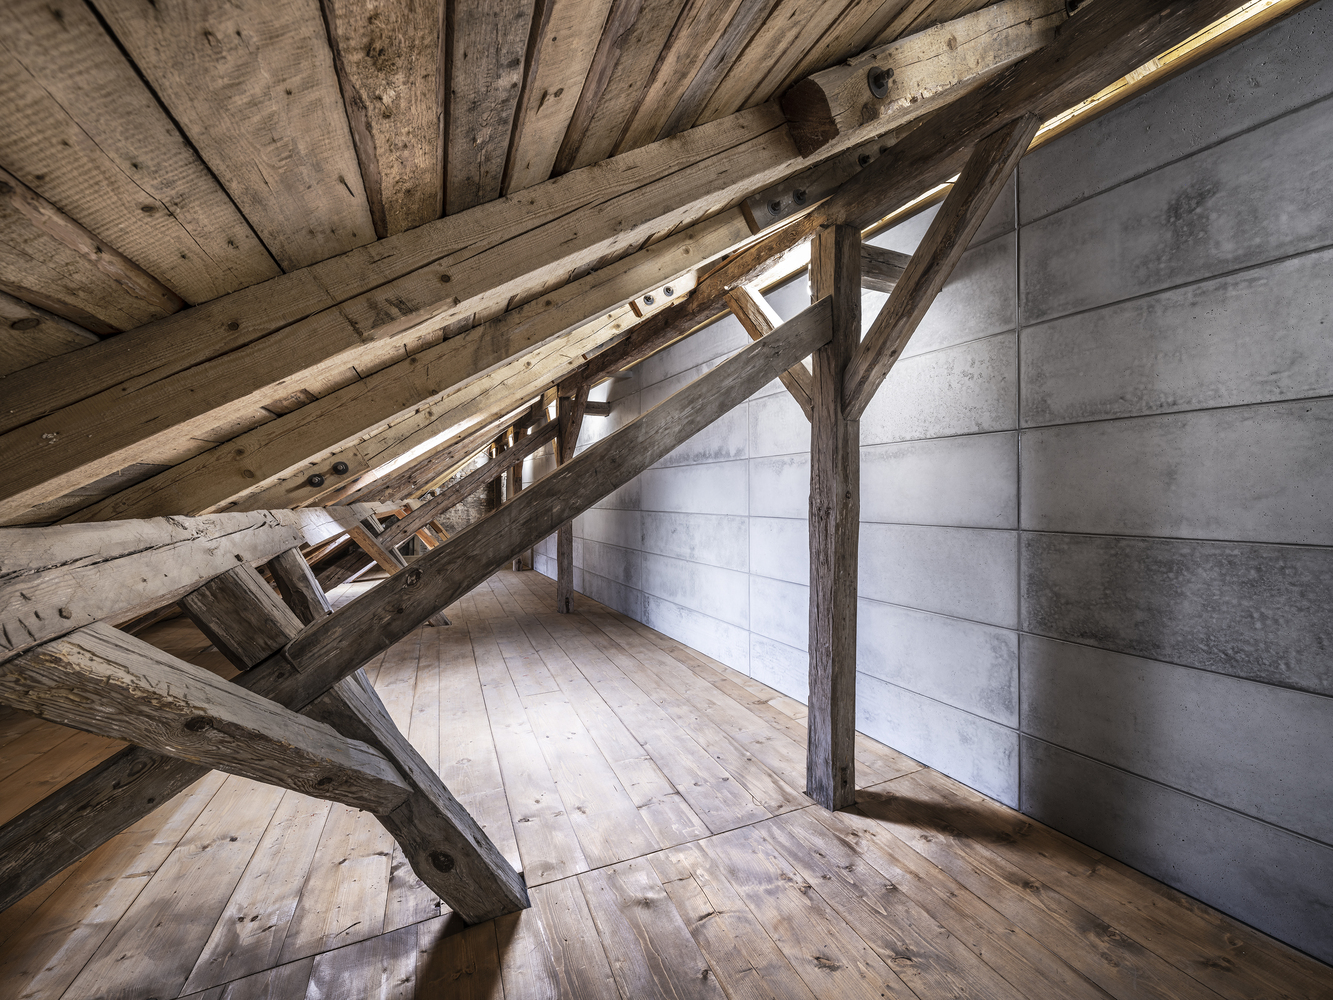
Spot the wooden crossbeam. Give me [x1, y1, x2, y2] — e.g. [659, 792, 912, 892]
[0, 511, 305, 661]
[266, 547, 333, 625]
[806, 224, 862, 812]
[842, 115, 1040, 419]
[0, 623, 411, 814]
[377, 420, 558, 550]
[724, 286, 813, 421]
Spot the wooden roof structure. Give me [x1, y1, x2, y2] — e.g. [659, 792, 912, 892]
[0, 0, 1317, 963]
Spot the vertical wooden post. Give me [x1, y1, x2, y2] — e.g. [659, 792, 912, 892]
[509, 427, 527, 571]
[555, 384, 590, 613]
[807, 224, 861, 811]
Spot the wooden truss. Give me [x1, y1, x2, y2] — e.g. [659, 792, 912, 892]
[0, 0, 1253, 918]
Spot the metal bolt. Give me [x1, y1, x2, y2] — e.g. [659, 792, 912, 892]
[768, 200, 783, 216]
[307, 473, 325, 488]
[643, 294, 655, 306]
[332, 461, 349, 475]
[663, 286, 674, 297]
[793, 189, 807, 206]
[867, 66, 891, 99]
[858, 153, 872, 167]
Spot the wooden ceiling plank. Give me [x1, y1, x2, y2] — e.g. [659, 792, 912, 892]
[614, 0, 750, 153]
[0, 169, 182, 334]
[657, 0, 779, 140]
[445, 0, 536, 214]
[0, 0, 280, 303]
[0, 116, 786, 521]
[502, 0, 616, 196]
[783, 0, 1066, 155]
[62, 211, 743, 522]
[322, 0, 446, 237]
[92, 0, 376, 271]
[0, 103, 782, 442]
[0, 290, 99, 378]
[773, 0, 915, 98]
[552, 0, 690, 174]
[696, 0, 856, 126]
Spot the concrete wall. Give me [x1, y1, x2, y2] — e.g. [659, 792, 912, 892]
[531, 3, 1333, 962]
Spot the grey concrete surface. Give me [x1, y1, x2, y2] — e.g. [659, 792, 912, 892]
[1021, 635, 1333, 842]
[1021, 738, 1333, 964]
[538, 6, 1333, 962]
[1021, 532, 1333, 696]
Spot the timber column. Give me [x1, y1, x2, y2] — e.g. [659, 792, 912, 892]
[555, 384, 590, 612]
[807, 224, 861, 810]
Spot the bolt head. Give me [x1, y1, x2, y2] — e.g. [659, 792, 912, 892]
[867, 66, 891, 99]
[663, 286, 674, 297]
[307, 473, 325, 488]
[332, 461, 349, 475]
[793, 189, 807, 205]
[768, 200, 783, 216]
[643, 294, 655, 306]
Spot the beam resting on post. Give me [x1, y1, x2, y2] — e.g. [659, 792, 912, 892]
[807, 223, 861, 811]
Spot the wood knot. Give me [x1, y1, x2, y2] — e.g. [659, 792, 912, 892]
[184, 716, 213, 732]
[430, 851, 455, 873]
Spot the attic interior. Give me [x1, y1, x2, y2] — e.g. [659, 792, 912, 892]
[1, 0, 1330, 995]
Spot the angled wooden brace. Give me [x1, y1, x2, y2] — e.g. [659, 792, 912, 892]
[841, 114, 1041, 420]
[0, 623, 412, 815]
[178, 563, 528, 922]
[725, 285, 815, 421]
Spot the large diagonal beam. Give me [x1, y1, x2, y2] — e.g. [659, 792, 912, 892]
[246, 298, 832, 714]
[725, 286, 813, 421]
[842, 114, 1041, 419]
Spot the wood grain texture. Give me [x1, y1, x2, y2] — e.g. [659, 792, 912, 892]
[555, 384, 589, 614]
[860, 242, 911, 293]
[0, 166, 181, 334]
[378, 421, 557, 549]
[322, 0, 445, 237]
[0, 290, 98, 377]
[0, 510, 304, 660]
[615, 0, 749, 152]
[0, 0, 279, 303]
[552, 0, 690, 173]
[843, 113, 1038, 419]
[807, 223, 860, 811]
[266, 547, 334, 625]
[660, 0, 778, 138]
[445, 0, 535, 213]
[781, 0, 1065, 155]
[725, 285, 813, 421]
[93, 0, 376, 270]
[0, 623, 412, 813]
[503, 0, 616, 194]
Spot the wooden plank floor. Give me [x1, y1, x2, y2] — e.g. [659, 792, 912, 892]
[0, 571, 1328, 999]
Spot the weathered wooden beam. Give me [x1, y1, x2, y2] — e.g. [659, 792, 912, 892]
[266, 547, 333, 624]
[843, 115, 1040, 420]
[860, 244, 911, 294]
[555, 383, 591, 614]
[183, 566, 528, 921]
[243, 298, 832, 716]
[0, 511, 305, 661]
[0, 623, 412, 814]
[806, 224, 862, 812]
[582, 401, 614, 417]
[377, 420, 558, 550]
[781, 0, 1066, 156]
[341, 512, 409, 575]
[724, 285, 813, 422]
